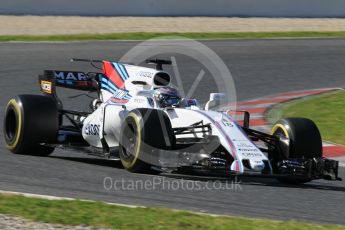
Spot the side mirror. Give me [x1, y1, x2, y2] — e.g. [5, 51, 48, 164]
[205, 93, 225, 111]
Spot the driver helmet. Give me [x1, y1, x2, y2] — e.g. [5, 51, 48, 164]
[154, 86, 181, 108]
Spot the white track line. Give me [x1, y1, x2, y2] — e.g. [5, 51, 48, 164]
[0, 190, 231, 217]
[0, 190, 144, 208]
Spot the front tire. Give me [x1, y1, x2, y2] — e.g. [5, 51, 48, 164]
[3, 95, 58, 156]
[271, 117, 322, 184]
[119, 108, 175, 173]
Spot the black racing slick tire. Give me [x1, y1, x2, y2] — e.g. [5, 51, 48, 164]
[3, 95, 58, 156]
[271, 117, 322, 184]
[271, 118, 322, 159]
[119, 108, 175, 173]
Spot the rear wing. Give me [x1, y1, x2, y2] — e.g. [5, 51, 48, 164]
[39, 70, 102, 96]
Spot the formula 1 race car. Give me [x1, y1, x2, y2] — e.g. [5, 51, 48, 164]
[3, 58, 341, 184]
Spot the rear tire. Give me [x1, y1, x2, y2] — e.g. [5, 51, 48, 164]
[271, 117, 322, 184]
[119, 108, 175, 173]
[3, 95, 58, 156]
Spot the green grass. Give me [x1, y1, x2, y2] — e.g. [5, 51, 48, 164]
[268, 90, 345, 145]
[3, 31, 345, 41]
[0, 194, 344, 229]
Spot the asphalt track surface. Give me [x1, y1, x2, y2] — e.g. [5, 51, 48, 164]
[0, 39, 345, 224]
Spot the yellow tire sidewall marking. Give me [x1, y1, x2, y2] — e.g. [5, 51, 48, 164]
[121, 112, 142, 169]
[271, 123, 289, 138]
[5, 99, 22, 150]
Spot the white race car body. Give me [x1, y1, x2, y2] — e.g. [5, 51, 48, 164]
[79, 60, 269, 174]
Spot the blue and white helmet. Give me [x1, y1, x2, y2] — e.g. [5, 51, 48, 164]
[154, 86, 181, 108]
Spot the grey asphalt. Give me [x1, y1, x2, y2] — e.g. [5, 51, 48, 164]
[0, 39, 344, 224]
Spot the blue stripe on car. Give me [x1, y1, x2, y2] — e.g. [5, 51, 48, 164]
[112, 62, 126, 81]
[118, 63, 129, 79]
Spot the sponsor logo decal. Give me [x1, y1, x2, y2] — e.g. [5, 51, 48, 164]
[237, 142, 253, 148]
[134, 98, 145, 104]
[40, 80, 52, 94]
[242, 152, 262, 158]
[222, 120, 233, 127]
[113, 89, 130, 99]
[235, 142, 262, 157]
[137, 71, 153, 78]
[238, 148, 259, 152]
[84, 124, 100, 136]
[54, 71, 87, 81]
